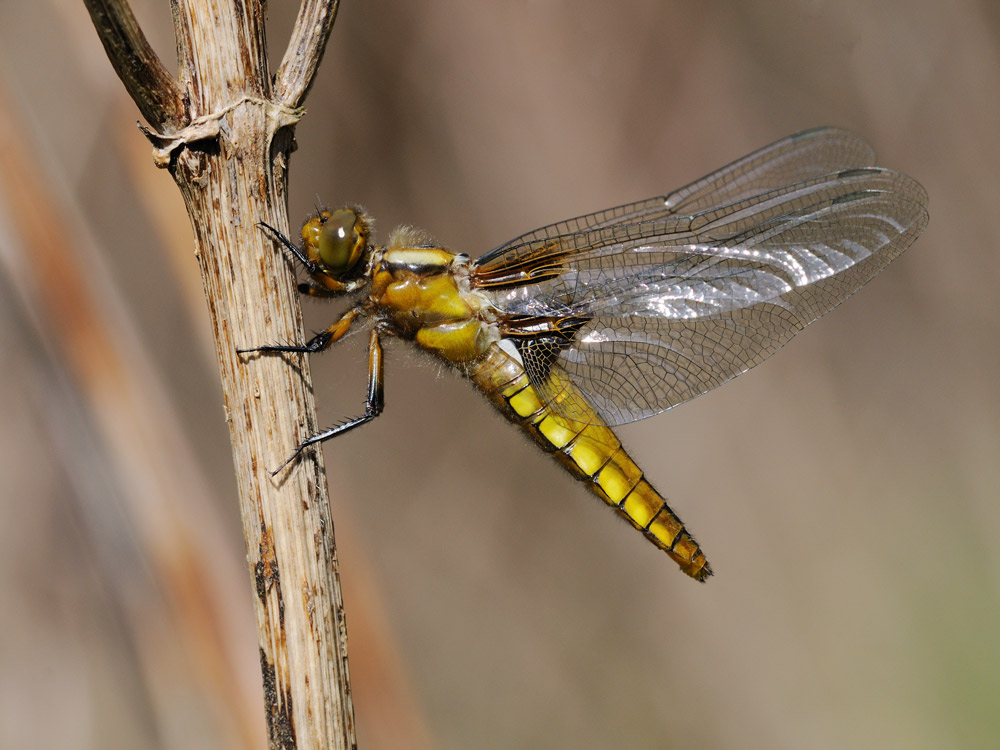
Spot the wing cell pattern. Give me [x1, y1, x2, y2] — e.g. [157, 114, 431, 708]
[475, 129, 929, 427]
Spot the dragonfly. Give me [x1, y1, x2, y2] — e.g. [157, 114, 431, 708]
[241, 127, 928, 581]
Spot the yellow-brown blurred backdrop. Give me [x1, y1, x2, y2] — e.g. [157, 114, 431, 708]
[0, 1, 997, 748]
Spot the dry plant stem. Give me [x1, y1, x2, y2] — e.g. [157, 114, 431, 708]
[85, 1, 356, 748]
[83, 0, 185, 130]
[275, 0, 341, 107]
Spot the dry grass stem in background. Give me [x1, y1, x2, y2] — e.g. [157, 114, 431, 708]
[83, 1, 353, 747]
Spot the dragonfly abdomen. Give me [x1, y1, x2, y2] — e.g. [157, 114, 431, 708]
[470, 343, 712, 581]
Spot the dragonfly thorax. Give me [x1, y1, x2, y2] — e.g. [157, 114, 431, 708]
[371, 244, 499, 364]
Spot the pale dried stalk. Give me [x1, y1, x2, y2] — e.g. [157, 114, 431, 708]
[84, 1, 353, 748]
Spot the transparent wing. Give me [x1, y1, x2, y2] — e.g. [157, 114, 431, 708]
[476, 162, 928, 428]
[475, 127, 876, 272]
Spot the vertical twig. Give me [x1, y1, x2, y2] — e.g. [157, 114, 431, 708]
[274, 0, 341, 108]
[83, 1, 355, 748]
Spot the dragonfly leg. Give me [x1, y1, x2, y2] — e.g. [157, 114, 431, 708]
[271, 327, 384, 475]
[297, 281, 340, 298]
[238, 308, 360, 355]
[258, 220, 320, 276]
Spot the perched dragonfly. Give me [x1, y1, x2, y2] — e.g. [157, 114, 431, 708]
[241, 127, 928, 581]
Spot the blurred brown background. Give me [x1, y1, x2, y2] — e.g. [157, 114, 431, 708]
[1, 1, 997, 748]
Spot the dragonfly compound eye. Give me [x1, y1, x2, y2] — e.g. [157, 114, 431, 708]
[314, 208, 367, 275]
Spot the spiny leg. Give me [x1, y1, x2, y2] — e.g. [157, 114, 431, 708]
[237, 308, 360, 356]
[297, 281, 341, 298]
[270, 328, 384, 475]
[259, 220, 321, 276]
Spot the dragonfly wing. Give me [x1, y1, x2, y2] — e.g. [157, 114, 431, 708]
[485, 166, 928, 427]
[660, 126, 876, 216]
[475, 127, 876, 275]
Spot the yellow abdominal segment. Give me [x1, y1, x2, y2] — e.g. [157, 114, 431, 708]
[472, 344, 712, 581]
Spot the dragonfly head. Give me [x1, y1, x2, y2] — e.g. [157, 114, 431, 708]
[299, 206, 374, 292]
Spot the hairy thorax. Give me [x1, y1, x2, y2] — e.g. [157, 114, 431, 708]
[370, 238, 499, 365]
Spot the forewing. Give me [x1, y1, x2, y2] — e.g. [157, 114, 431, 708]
[484, 166, 928, 427]
[475, 127, 876, 277]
